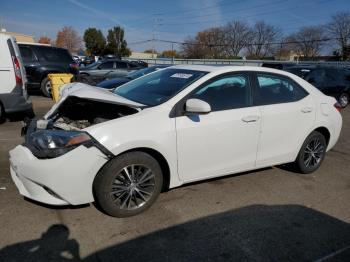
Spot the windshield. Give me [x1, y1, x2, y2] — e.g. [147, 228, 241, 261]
[114, 68, 207, 106]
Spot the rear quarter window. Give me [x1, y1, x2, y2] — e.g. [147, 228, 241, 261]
[19, 46, 37, 62]
[34, 47, 73, 63]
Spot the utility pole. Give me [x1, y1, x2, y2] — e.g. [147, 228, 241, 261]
[152, 15, 163, 59]
[171, 42, 174, 64]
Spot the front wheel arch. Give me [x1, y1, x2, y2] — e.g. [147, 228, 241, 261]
[93, 150, 164, 217]
[96, 147, 171, 192]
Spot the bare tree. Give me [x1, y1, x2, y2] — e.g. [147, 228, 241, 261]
[55, 26, 82, 53]
[181, 28, 224, 59]
[223, 21, 251, 57]
[204, 27, 227, 58]
[38, 36, 51, 45]
[246, 21, 280, 58]
[288, 26, 325, 58]
[181, 35, 204, 59]
[328, 11, 350, 60]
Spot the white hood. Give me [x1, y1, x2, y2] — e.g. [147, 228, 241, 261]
[45, 82, 144, 119]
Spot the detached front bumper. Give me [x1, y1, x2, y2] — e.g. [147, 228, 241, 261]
[9, 144, 108, 206]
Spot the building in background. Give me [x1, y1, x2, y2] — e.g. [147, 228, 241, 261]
[129, 52, 158, 59]
[0, 28, 35, 43]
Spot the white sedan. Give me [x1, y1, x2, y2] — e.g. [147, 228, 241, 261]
[9, 65, 342, 217]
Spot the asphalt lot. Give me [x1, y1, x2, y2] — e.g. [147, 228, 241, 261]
[0, 95, 350, 261]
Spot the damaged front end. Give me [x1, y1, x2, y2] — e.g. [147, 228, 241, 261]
[22, 87, 143, 159]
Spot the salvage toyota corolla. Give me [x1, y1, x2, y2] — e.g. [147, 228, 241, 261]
[9, 65, 342, 217]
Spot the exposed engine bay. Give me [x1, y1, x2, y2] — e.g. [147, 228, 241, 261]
[43, 96, 140, 131]
[22, 96, 140, 136]
[21, 85, 143, 159]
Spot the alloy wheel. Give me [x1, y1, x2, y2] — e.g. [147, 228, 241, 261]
[303, 138, 325, 168]
[110, 164, 155, 210]
[45, 81, 52, 95]
[339, 93, 349, 108]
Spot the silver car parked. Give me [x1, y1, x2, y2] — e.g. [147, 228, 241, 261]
[79, 59, 144, 78]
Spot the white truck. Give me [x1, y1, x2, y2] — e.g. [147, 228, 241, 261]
[0, 33, 32, 120]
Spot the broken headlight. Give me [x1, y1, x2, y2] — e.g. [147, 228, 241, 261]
[26, 130, 92, 158]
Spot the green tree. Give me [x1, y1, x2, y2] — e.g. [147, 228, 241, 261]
[83, 28, 106, 56]
[104, 26, 131, 57]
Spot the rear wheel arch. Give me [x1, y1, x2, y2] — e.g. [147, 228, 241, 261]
[313, 126, 330, 147]
[294, 130, 327, 174]
[293, 126, 330, 163]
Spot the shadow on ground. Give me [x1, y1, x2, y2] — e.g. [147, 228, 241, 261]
[1, 205, 349, 262]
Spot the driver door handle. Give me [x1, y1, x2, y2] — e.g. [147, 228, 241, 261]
[242, 115, 260, 123]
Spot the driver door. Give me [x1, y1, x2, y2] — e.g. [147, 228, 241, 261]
[175, 73, 261, 182]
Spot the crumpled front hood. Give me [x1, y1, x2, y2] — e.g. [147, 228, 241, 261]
[45, 82, 144, 119]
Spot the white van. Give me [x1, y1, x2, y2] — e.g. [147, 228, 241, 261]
[0, 33, 32, 120]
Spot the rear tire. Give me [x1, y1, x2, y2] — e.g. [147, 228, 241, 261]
[40, 77, 51, 97]
[93, 152, 163, 217]
[294, 131, 326, 174]
[338, 93, 349, 108]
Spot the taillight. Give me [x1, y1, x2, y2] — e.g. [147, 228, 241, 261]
[334, 102, 342, 112]
[12, 56, 22, 85]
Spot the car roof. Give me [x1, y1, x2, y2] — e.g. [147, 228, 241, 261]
[168, 64, 294, 75]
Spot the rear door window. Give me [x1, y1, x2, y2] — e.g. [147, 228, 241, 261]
[115, 61, 128, 69]
[19, 46, 37, 63]
[99, 61, 114, 69]
[255, 73, 308, 105]
[128, 62, 139, 69]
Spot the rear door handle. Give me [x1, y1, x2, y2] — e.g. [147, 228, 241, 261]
[301, 107, 313, 113]
[242, 115, 260, 123]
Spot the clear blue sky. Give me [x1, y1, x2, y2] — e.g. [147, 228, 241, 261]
[1, 0, 349, 52]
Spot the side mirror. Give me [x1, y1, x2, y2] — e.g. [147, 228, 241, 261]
[185, 98, 211, 114]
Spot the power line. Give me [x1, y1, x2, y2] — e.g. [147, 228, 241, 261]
[128, 39, 152, 45]
[151, 36, 348, 48]
[161, 0, 331, 27]
[162, 0, 289, 22]
[125, 0, 233, 26]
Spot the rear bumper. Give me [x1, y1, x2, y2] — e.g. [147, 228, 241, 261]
[0, 92, 32, 113]
[9, 145, 108, 206]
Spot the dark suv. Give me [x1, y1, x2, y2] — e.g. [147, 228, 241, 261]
[18, 44, 78, 97]
[304, 67, 350, 108]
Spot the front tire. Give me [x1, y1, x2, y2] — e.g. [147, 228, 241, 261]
[93, 152, 163, 217]
[40, 77, 52, 97]
[294, 131, 326, 174]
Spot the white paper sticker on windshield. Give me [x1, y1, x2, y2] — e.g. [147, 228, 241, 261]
[170, 73, 193, 79]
